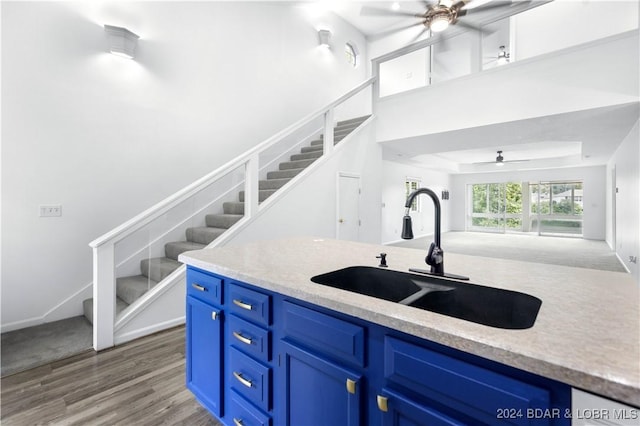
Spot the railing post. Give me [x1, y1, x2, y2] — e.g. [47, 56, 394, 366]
[93, 244, 116, 351]
[245, 154, 259, 218]
[323, 108, 334, 155]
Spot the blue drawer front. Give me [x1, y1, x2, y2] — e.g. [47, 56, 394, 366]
[229, 347, 271, 412]
[229, 390, 271, 426]
[229, 314, 271, 362]
[187, 268, 222, 306]
[384, 337, 551, 425]
[228, 283, 271, 326]
[282, 301, 365, 367]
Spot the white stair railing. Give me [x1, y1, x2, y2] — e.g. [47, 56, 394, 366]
[89, 77, 375, 351]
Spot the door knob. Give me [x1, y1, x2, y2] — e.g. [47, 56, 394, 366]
[339, 218, 345, 223]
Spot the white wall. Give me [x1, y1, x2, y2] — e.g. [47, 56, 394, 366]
[512, 0, 639, 61]
[450, 166, 607, 241]
[225, 122, 382, 246]
[381, 161, 452, 244]
[1, 1, 369, 331]
[606, 121, 639, 283]
[375, 30, 638, 144]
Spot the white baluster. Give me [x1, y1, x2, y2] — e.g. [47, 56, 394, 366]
[245, 154, 259, 218]
[323, 108, 334, 155]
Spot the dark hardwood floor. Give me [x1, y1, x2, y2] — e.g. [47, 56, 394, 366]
[1, 326, 221, 425]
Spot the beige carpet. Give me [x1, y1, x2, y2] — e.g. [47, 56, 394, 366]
[391, 231, 626, 273]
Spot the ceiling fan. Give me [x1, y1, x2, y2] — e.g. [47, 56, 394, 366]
[484, 45, 511, 65]
[362, 0, 516, 40]
[474, 150, 530, 166]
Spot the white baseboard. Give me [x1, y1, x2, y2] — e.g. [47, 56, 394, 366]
[114, 316, 185, 346]
[615, 252, 632, 273]
[1, 316, 44, 333]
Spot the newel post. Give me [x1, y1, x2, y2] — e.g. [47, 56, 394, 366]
[323, 108, 335, 155]
[245, 154, 259, 218]
[93, 244, 116, 351]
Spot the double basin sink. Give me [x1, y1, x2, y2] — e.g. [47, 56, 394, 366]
[311, 266, 541, 330]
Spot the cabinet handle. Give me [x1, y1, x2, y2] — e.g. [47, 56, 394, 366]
[233, 299, 253, 311]
[233, 371, 253, 388]
[346, 378, 356, 394]
[191, 283, 207, 292]
[233, 331, 253, 345]
[233, 418, 244, 426]
[377, 395, 388, 412]
[211, 311, 218, 321]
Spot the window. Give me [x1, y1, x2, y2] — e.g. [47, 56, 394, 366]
[345, 42, 358, 67]
[405, 178, 420, 212]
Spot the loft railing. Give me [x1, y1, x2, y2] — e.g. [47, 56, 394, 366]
[89, 77, 375, 351]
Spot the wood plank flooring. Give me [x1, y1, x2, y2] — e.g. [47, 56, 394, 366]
[1, 326, 222, 425]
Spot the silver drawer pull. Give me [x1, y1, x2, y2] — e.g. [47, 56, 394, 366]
[191, 283, 207, 292]
[233, 299, 253, 311]
[233, 331, 253, 345]
[233, 419, 244, 426]
[233, 371, 253, 388]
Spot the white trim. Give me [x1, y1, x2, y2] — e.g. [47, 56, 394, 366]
[1, 281, 93, 333]
[114, 316, 185, 346]
[616, 252, 632, 274]
[336, 171, 362, 240]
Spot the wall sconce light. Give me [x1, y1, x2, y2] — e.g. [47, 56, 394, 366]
[105, 24, 140, 59]
[318, 29, 332, 48]
[441, 190, 450, 200]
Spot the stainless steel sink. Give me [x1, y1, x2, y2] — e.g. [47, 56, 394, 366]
[311, 266, 542, 330]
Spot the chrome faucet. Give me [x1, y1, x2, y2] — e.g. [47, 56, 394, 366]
[402, 187, 468, 280]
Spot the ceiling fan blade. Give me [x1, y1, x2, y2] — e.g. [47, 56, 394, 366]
[454, 18, 498, 36]
[421, 0, 438, 7]
[504, 159, 530, 163]
[407, 25, 430, 45]
[465, 1, 516, 13]
[360, 6, 422, 18]
[373, 21, 426, 39]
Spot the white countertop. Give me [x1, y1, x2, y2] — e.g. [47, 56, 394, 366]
[179, 237, 640, 407]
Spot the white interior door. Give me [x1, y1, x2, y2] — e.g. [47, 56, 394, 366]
[337, 173, 360, 241]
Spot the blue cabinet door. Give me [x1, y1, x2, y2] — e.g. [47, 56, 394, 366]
[186, 295, 223, 417]
[379, 389, 465, 426]
[281, 341, 362, 426]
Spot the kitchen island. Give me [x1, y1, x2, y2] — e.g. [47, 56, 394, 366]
[179, 237, 639, 425]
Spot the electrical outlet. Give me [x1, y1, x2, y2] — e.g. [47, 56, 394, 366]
[39, 205, 62, 217]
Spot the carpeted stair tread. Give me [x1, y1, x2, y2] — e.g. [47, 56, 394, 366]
[239, 189, 277, 202]
[301, 145, 323, 154]
[290, 151, 323, 161]
[260, 178, 291, 190]
[165, 241, 206, 260]
[140, 257, 182, 282]
[116, 275, 158, 305]
[266, 168, 305, 180]
[223, 201, 245, 215]
[280, 158, 316, 170]
[206, 213, 243, 228]
[83, 297, 128, 325]
[185, 226, 226, 245]
[337, 115, 370, 127]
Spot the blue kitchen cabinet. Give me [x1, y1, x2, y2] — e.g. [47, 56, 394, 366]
[186, 295, 223, 417]
[281, 341, 363, 426]
[184, 267, 571, 426]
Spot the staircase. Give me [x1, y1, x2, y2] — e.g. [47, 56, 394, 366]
[83, 115, 370, 324]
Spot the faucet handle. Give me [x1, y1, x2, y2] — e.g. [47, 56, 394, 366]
[376, 253, 388, 268]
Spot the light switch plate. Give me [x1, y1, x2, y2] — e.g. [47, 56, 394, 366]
[40, 205, 62, 217]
